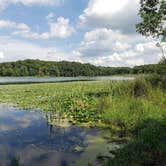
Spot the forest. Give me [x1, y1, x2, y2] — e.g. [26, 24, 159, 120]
[0, 59, 165, 77]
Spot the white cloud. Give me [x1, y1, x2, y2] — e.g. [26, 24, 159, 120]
[0, 37, 81, 62]
[83, 0, 129, 17]
[0, 17, 75, 39]
[78, 28, 131, 57]
[0, 33, 162, 67]
[0, 0, 163, 67]
[48, 17, 75, 38]
[83, 42, 161, 67]
[46, 12, 55, 21]
[78, 0, 140, 34]
[0, 20, 30, 31]
[0, 37, 52, 61]
[0, 0, 62, 10]
[0, 51, 4, 59]
[76, 0, 165, 66]
[135, 43, 144, 52]
[0, 20, 15, 28]
[73, 28, 162, 67]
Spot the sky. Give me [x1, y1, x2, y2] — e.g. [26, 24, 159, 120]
[0, 0, 164, 67]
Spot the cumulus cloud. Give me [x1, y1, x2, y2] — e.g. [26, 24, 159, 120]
[0, 0, 163, 67]
[46, 12, 55, 21]
[0, 20, 30, 31]
[0, 33, 162, 67]
[78, 0, 140, 34]
[0, 17, 75, 39]
[73, 28, 162, 67]
[0, 37, 53, 61]
[0, 0, 62, 10]
[47, 17, 75, 38]
[0, 37, 81, 62]
[0, 51, 4, 59]
[80, 44, 161, 67]
[78, 28, 131, 57]
[75, 0, 166, 66]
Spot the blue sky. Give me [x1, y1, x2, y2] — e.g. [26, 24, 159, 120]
[0, 0, 164, 66]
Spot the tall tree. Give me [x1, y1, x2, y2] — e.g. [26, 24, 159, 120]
[136, 0, 166, 58]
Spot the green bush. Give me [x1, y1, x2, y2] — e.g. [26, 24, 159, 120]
[146, 74, 166, 89]
[132, 76, 150, 97]
[107, 118, 166, 166]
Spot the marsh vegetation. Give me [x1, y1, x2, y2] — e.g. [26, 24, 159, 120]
[0, 76, 165, 165]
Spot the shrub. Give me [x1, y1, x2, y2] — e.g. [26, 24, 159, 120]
[146, 74, 166, 90]
[132, 76, 149, 97]
[107, 118, 166, 166]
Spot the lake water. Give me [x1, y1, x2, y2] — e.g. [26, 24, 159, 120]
[0, 76, 134, 84]
[0, 105, 118, 166]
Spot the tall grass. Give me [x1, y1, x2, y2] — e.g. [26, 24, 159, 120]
[95, 77, 166, 165]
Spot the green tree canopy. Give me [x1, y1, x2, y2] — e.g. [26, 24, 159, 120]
[136, 0, 166, 42]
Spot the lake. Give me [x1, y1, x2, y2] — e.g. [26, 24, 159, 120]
[0, 76, 134, 84]
[0, 104, 119, 166]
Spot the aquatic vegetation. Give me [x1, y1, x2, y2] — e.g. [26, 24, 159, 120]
[0, 81, 165, 127]
[0, 80, 165, 165]
[0, 81, 112, 125]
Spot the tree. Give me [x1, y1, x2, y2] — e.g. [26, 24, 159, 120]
[159, 55, 166, 64]
[136, 0, 166, 57]
[20, 66, 29, 76]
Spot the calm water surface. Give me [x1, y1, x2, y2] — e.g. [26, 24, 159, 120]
[0, 76, 134, 84]
[0, 105, 116, 166]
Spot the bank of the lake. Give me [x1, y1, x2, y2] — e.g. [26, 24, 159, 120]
[0, 79, 165, 165]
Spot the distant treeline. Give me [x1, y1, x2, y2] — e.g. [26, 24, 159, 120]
[0, 59, 165, 77]
[132, 64, 166, 75]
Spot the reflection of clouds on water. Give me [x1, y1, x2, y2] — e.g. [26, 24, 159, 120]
[0, 144, 77, 166]
[12, 113, 42, 128]
[0, 104, 107, 165]
[0, 107, 42, 132]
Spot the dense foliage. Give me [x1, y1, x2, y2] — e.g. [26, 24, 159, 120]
[136, 0, 166, 42]
[0, 59, 165, 77]
[136, 0, 166, 64]
[132, 63, 166, 75]
[0, 59, 131, 77]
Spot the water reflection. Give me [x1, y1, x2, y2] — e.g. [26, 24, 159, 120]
[0, 105, 108, 166]
[0, 76, 134, 84]
[46, 111, 71, 128]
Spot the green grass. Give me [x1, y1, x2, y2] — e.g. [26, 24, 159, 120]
[0, 79, 166, 165]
